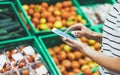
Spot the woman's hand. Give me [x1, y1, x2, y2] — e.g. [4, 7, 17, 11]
[65, 23, 102, 43]
[65, 23, 94, 38]
[62, 37, 91, 54]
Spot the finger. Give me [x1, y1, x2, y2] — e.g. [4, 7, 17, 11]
[64, 40, 73, 46]
[62, 38, 73, 46]
[64, 25, 75, 33]
[71, 31, 79, 37]
[65, 23, 84, 33]
[62, 37, 73, 43]
[71, 31, 84, 37]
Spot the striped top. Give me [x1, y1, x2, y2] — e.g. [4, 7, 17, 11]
[99, 1, 120, 75]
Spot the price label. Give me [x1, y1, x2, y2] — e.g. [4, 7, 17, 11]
[12, 53, 24, 61]
[36, 65, 48, 74]
[23, 46, 35, 55]
[0, 55, 6, 69]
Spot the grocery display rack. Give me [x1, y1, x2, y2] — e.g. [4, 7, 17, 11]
[75, 0, 116, 5]
[15, 0, 92, 35]
[0, 2, 31, 42]
[0, 0, 114, 75]
[74, 0, 116, 26]
[38, 34, 100, 75]
[0, 36, 57, 75]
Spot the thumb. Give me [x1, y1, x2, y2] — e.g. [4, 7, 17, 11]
[63, 37, 73, 43]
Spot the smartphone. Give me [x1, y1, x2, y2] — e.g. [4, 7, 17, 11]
[52, 28, 76, 40]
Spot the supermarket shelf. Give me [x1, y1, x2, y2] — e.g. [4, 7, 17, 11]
[0, 2, 31, 42]
[16, 0, 92, 34]
[0, 36, 57, 75]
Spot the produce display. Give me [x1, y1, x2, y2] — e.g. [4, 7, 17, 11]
[0, 45, 49, 75]
[0, 0, 112, 75]
[81, 4, 113, 25]
[48, 36, 101, 75]
[22, 1, 87, 31]
[0, 8, 27, 41]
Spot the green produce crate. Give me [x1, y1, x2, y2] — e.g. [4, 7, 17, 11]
[38, 34, 99, 75]
[0, 36, 56, 75]
[0, 2, 31, 41]
[16, 0, 92, 35]
[90, 24, 103, 33]
[0, 0, 8, 1]
[74, 0, 116, 26]
[75, 0, 116, 5]
[7, 0, 35, 35]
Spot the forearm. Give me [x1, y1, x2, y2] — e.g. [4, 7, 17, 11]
[85, 48, 120, 74]
[91, 32, 102, 43]
[86, 31, 102, 43]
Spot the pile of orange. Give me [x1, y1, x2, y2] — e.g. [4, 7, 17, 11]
[48, 36, 101, 75]
[23, 1, 87, 31]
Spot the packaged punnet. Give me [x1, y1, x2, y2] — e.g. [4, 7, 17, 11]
[0, 36, 56, 75]
[74, 0, 116, 25]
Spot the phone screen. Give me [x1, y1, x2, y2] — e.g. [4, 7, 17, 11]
[52, 28, 76, 40]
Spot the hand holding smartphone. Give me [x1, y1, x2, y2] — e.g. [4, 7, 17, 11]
[52, 28, 76, 40]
